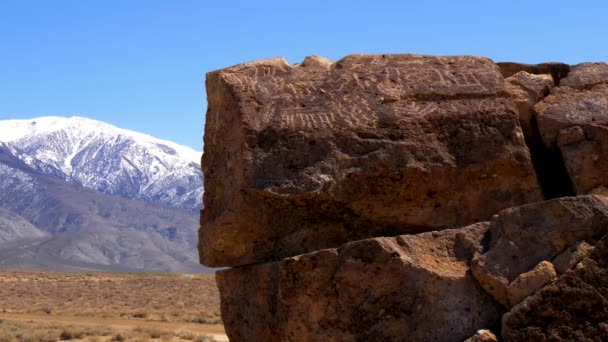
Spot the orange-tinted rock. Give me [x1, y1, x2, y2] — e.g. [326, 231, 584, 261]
[471, 195, 608, 308]
[505, 71, 553, 142]
[216, 224, 501, 342]
[465, 330, 499, 342]
[201, 54, 542, 267]
[502, 234, 608, 341]
[535, 82, 608, 195]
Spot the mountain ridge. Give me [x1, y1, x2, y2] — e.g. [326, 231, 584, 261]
[0, 142, 209, 272]
[0, 116, 203, 211]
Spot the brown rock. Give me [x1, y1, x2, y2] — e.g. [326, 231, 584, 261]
[215, 262, 280, 342]
[496, 61, 569, 82]
[561, 62, 608, 89]
[201, 54, 542, 267]
[505, 71, 553, 141]
[536, 84, 608, 149]
[506, 261, 557, 307]
[552, 240, 594, 274]
[471, 195, 608, 308]
[502, 234, 608, 341]
[216, 223, 501, 342]
[535, 79, 608, 195]
[465, 330, 499, 342]
[559, 124, 608, 195]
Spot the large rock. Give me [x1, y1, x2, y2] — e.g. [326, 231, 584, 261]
[505, 71, 553, 140]
[201, 54, 542, 267]
[536, 84, 608, 149]
[471, 195, 608, 308]
[216, 224, 501, 342]
[560, 62, 608, 89]
[464, 330, 499, 342]
[502, 234, 608, 341]
[535, 63, 608, 196]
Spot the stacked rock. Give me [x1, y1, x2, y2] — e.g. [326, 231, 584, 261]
[200, 54, 608, 341]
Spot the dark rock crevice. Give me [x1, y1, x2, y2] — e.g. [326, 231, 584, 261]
[524, 114, 576, 199]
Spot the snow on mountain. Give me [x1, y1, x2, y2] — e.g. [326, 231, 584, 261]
[0, 116, 203, 210]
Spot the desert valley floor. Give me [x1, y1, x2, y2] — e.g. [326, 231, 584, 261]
[0, 270, 226, 341]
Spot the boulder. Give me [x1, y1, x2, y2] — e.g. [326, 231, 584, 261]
[560, 62, 608, 89]
[216, 223, 501, 342]
[536, 84, 608, 149]
[534, 63, 608, 196]
[464, 330, 499, 342]
[504, 71, 553, 142]
[471, 195, 608, 308]
[558, 123, 608, 195]
[551, 240, 594, 274]
[506, 261, 557, 307]
[201, 54, 542, 267]
[502, 234, 608, 341]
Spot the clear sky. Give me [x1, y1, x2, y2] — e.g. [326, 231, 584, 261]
[1, 1, 606, 150]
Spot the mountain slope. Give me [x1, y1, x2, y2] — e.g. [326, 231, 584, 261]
[0, 142, 209, 272]
[0, 116, 203, 211]
[0, 208, 50, 246]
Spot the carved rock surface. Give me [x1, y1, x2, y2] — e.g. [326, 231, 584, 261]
[471, 195, 608, 307]
[502, 234, 608, 341]
[216, 223, 501, 342]
[201, 54, 542, 267]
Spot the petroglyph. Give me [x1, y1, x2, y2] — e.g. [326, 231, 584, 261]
[201, 54, 541, 267]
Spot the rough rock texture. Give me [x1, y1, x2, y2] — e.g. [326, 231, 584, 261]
[217, 224, 501, 342]
[471, 195, 608, 308]
[502, 234, 608, 341]
[204, 55, 608, 341]
[464, 330, 499, 342]
[201, 54, 542, 267]
[552, 240, 594, 274]
[535, 63, 608, 196]
[506, 261, 557, 307]
[505, 71, 553, 141]
[560, 62, 608, 89]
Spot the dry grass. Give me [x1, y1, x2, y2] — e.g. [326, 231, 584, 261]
[0, 270, 221, 325]
[0, 319, 218, 341]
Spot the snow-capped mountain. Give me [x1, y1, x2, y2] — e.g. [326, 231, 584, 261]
[0, 116, 203, 210]
[0, 142, 208, 272]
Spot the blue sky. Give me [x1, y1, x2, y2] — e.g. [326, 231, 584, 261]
[1, 1, 606, 150]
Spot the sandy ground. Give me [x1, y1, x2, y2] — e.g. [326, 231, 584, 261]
[0, 312, 228, 341]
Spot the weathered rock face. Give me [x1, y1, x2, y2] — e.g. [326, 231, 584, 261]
[202, 54, 608, 341]
[471, 195, 608, 308]
[535, 63, 608, 196]
[464, 330, 499, 342]
[201, 54, 542, 267]
[217, 224, 501, 342]
[504, 71, 553, 143]
[502, 234, 608, 341]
